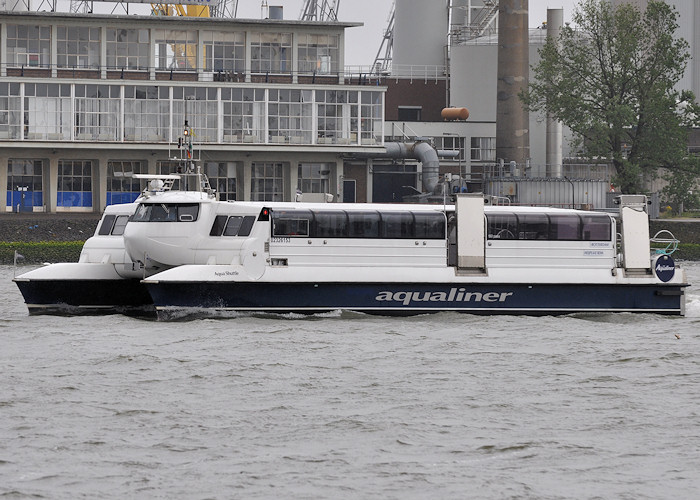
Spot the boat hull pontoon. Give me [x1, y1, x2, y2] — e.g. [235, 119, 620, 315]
[145, 279, 685, 320]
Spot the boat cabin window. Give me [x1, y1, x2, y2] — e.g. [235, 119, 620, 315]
[224, 216, 256, 236]
[131, 203, 199, 222]
[414, 212, 446, 239]
[581, 214, 611, 240]
[210, 215, 228, 236]
[517, 213, 548, 240]
[486, 213, 612, 241]
[312, 210, 348, 237]
[111, 216, 129, 236]
[98, 214, 116, 236]
[347, 211, 380, 238]
[487, 214, 518, 239]
[273, 210, 311, 237]
[381, 212, 415, 238]
[269, 209, 446, 239]
[210, 215, 256, 236]
[548, 214, 580, 240]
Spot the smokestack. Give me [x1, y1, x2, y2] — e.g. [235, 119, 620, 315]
[546, 8, 564, 177]
[496, 0, 530, 166]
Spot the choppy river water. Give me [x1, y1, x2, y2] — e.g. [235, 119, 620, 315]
[2, 263, 700, 499]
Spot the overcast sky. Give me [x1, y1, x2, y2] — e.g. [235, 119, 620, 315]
[82, 0, 579, 67]
[235, 0, 579, 67]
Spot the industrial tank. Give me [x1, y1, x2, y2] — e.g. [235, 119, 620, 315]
[393, 0, 448, 73]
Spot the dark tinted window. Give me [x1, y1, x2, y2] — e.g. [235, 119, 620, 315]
[381, 212, 414, 238]
[131, 203, 199, 222]
[549, 214, 580, 240]
[581, 214, 611, 241]
[487, 213, 517, 239]
[414, 212, 445, 239]
[517, 213, 548, 240]
[210, 215, 227, 236]
[98, 214, 116, 235]
[111, 215, 129, 236]
[347, 211, 380, 238]
[178, 204, 199, 221]
[272, 210, 311, 236]
[312, 211, 348, 237]
[238, 216, 256, 236]
[223, 216, 244, 236]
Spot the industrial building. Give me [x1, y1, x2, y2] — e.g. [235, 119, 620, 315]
[2, 0, 699, 213]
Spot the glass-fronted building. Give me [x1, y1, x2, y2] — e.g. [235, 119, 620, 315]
[0, 10, 385, 212]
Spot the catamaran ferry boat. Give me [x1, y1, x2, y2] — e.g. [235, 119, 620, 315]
[124, 190, 686, 319]
[14, 179, 687, 318]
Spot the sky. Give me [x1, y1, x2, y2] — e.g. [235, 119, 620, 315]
[81, 0, 579, 67]
[234, 0, 580, 67]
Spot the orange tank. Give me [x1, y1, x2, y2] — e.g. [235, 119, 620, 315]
[441, 107, 469, 120]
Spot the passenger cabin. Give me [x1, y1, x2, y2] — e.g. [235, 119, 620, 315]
[122, 196, 617, 273]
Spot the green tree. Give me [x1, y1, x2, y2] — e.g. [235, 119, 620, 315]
[521, 0, 700, 193]
[662, 157, 700, 215]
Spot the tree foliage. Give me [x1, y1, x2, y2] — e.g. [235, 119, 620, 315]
[662, 157, 700, 214]
[521, 0, 700, 193]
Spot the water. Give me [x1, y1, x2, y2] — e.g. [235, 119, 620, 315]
[2, 264, 700, 499]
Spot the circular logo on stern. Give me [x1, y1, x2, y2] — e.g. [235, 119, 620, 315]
[654, 255, 675, 282]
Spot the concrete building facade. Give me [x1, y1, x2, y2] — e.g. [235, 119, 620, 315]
[0, 10, 387, 213]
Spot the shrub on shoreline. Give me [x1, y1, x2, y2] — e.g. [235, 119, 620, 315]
[0, 241, 84, 265]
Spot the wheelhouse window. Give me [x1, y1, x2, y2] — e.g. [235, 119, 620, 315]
[131, 203, 199, 222]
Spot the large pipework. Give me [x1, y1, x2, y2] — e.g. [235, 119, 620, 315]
[383, 141, 441, 193]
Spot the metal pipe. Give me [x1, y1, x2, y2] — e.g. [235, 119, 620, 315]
[352, 141, 442, 194]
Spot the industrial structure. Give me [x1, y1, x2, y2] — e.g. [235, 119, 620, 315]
[1, 0, 699, 214]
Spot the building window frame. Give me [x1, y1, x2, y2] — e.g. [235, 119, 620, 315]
[251, 162, 285, 201]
